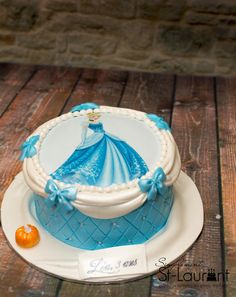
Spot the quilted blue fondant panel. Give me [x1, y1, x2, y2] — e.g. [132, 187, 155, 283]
[34, 188, 174, 250]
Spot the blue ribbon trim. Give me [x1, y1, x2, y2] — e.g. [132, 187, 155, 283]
[70, 102, 100, 113]
[19, 135, 40, 160]
[146, 114, 171, 131]
[45, 179, 77, 211]
[138, 167, 168, 201]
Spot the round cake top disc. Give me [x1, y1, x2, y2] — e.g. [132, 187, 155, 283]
[21, 103, 181, 218]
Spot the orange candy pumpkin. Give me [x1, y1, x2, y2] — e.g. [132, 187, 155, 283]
[15, 224, 40, 248]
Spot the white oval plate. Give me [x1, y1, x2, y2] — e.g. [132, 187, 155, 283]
[1, 171, 203, 283]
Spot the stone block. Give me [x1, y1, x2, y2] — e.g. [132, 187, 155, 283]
[17, 33, 56, 49]
[53, 53, 70, 66]
[228, 27, 236, 40]
[219, 15, 236, 26]
[211, 24, 236, 41]
[158, 3, 185, 21]
[194, 59, 215, 74]
[3, 0, 39, 31]
[216, 58, 234, 75]
[35, 9, 54, 27]
[101, 57, 142, 70]
[0, 34, 15, 46]
[116, 48, 150, 61]
[148, 55, 168, 68]
[121, 20, 154, 50]
[0, 47, 29, 62]
[68, 33, 117, 55]
[45, 0, 77, 12]
[69, 54, 101, 68]
[149, 55, 194, 74]
[0, 5, 7, 25]
[156, 24, 214, 56]
[185, 11, 218, 25]
[56, 35, 67, 53]
[79, 0, 136, 19]
[214, 41, 236, 57]
[28, 49, 56, 65]
[187, 0, 236, 14]
[47, 13, 120, 35]
[168, 58, 195, 74]
[137, 0, 163, 19]
[137, 0, 186, 20]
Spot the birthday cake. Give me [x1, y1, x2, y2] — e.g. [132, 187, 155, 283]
[20, 102, 181, 250]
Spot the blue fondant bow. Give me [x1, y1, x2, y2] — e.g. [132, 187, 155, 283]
[147, 114, 171, 131]
[45, 179, 77, 211]
[70, 102, 100, 113]
[19, 135, 40, 160]
[138, 167, 168, 201]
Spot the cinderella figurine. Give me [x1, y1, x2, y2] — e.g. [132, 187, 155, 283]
[51, 112, 148, 187]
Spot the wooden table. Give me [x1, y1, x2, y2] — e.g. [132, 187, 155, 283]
[0, 63, 235, 297]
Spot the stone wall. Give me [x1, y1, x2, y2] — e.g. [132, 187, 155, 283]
[0, 0, 236, 76]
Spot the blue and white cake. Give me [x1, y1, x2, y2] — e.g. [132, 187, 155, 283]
[21, 103, 181, 250]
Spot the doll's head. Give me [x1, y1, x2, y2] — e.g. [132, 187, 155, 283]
[87, 112, 101, 123]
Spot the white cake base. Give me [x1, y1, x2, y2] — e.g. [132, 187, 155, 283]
[1, 171, 203, 283]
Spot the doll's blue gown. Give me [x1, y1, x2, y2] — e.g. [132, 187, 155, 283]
[51, 122, 148, 186]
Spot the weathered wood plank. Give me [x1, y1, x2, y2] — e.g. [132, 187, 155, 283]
[0, 229, 59, 297]
[0, 64, 36, 116]
[0, 66, 80, 297]
[0, 63, 11, 78]
[0, 64, 34, 86]
[0, 69, 80, 199]
[216, 77, 236, 297]
[62, 68, 128, 113]
[58, 277, 152, 297]
[26, 66, 80, 92]
[151, 77, 224, 296]
[120, 72, 175, 121]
